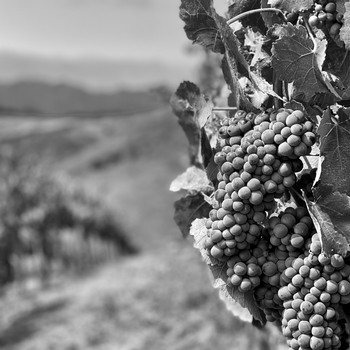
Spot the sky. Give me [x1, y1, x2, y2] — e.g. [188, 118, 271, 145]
[0, 0, 228, 90]
[0, 0, 227, 62]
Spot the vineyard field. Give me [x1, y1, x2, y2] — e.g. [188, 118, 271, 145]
[0, 107, 286, 350]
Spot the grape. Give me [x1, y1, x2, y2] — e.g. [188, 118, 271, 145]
[326, 280, 338, 294]
[284, 308, 297, 321]
[210, 245, 224, 259]
[324, 307, 336, 321]
[313, 301, 326, 315]
[273, 223, 289, 239]
[262, 261, 278, 276]
[230, 274, 242, 286]
[299, 320, 312, 334]
[301, 300, 314, 314]
[310, 314, 324, 327]
[314, 4, 323, 12]
[290, 123, 304, 136]
[331, 254, 344, 269]
[293, 258, 305, 271]
[278, 142, 293, 157]
[239, 278, 253, 292]
[324, 2, 336, 13]
[305, 293, 318, 304]
[314, 277, 327, 290]
[318, 11, 327, 22]
[330, 22, 342, 38]
[309, 14, 320, 27]
[312, 326, 326, 337]
[310, 336, 324, 350]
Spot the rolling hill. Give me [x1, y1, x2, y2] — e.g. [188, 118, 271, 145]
[0, 81, 170, 115]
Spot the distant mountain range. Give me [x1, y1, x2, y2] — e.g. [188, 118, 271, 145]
[0, 51, 201, 114]
[0, 81, 172, 114]
[0, 51, 199, 92]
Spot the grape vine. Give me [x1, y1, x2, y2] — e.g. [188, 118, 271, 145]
[170, 0, 350, 349]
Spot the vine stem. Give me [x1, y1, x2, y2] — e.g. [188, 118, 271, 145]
[302, 13, 318, 53]
[213, 107, 238, 111]
[227, 8, 287, 26]
[273, 73, 283, 110]
[288, 187, 305, 202]
[302, 155, 313, 170]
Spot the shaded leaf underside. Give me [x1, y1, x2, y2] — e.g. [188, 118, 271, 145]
[305, 108, 350, 256]
[317, 108, 350, 195]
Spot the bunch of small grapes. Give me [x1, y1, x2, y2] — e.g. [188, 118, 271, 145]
[254, 206, 315, 321]
[308, 1, 343, 40]
[225, 242, 266, 292]
[268, 207, 314, 256]
[205, 108, 316, 293]
[278, 233, 350, 349]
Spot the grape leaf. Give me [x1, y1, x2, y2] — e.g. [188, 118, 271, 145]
[228, 0, 266, 33]
[228, 0, 260, 18]
[322, 39, 350, 101]
[170, 166, 213, 193]
[244, 28, 267, 67]
[215, 14, 281, 108]
[305, 192, 350, 256]
[239, 76, 270, 108]
[179, 0, 224, 53]
[170, 81, 214, 168]
[190, 218, 214, 263]
[316, 108, 350, 195]
[214, 13, 251, 78]
[340, 2, 350, 50]
[180, 0, 253, 81]
[271, 24, 330, 101]
[200, 128, 213, 169]
[261, 0, 284, 28]
[218, 288, 255, 324]
[181, 1, 279, 109]
[205, 153, 219, 183]
[304, 107, 350, 256]
[190, 218, 266, 325]
[198, 100, 214, 129]
[267, 0, 313, 13]
[174, 194, 211, 237]
[221, 55, 258, 112]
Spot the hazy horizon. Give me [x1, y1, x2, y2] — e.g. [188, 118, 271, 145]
[0, 50, 203, 92]
[0, 0, 228, 91]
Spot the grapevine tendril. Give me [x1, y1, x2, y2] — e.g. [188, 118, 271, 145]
[227, 8, 287, 26]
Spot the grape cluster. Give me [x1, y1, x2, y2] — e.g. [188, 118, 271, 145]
[205, 108, 316, 290]
[203, 107, 350, 349]
[255, 206, 315, 321]
[269, 207, 314, 255]
[278, 233, 350, 350]
[308, 1, 343, 41]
